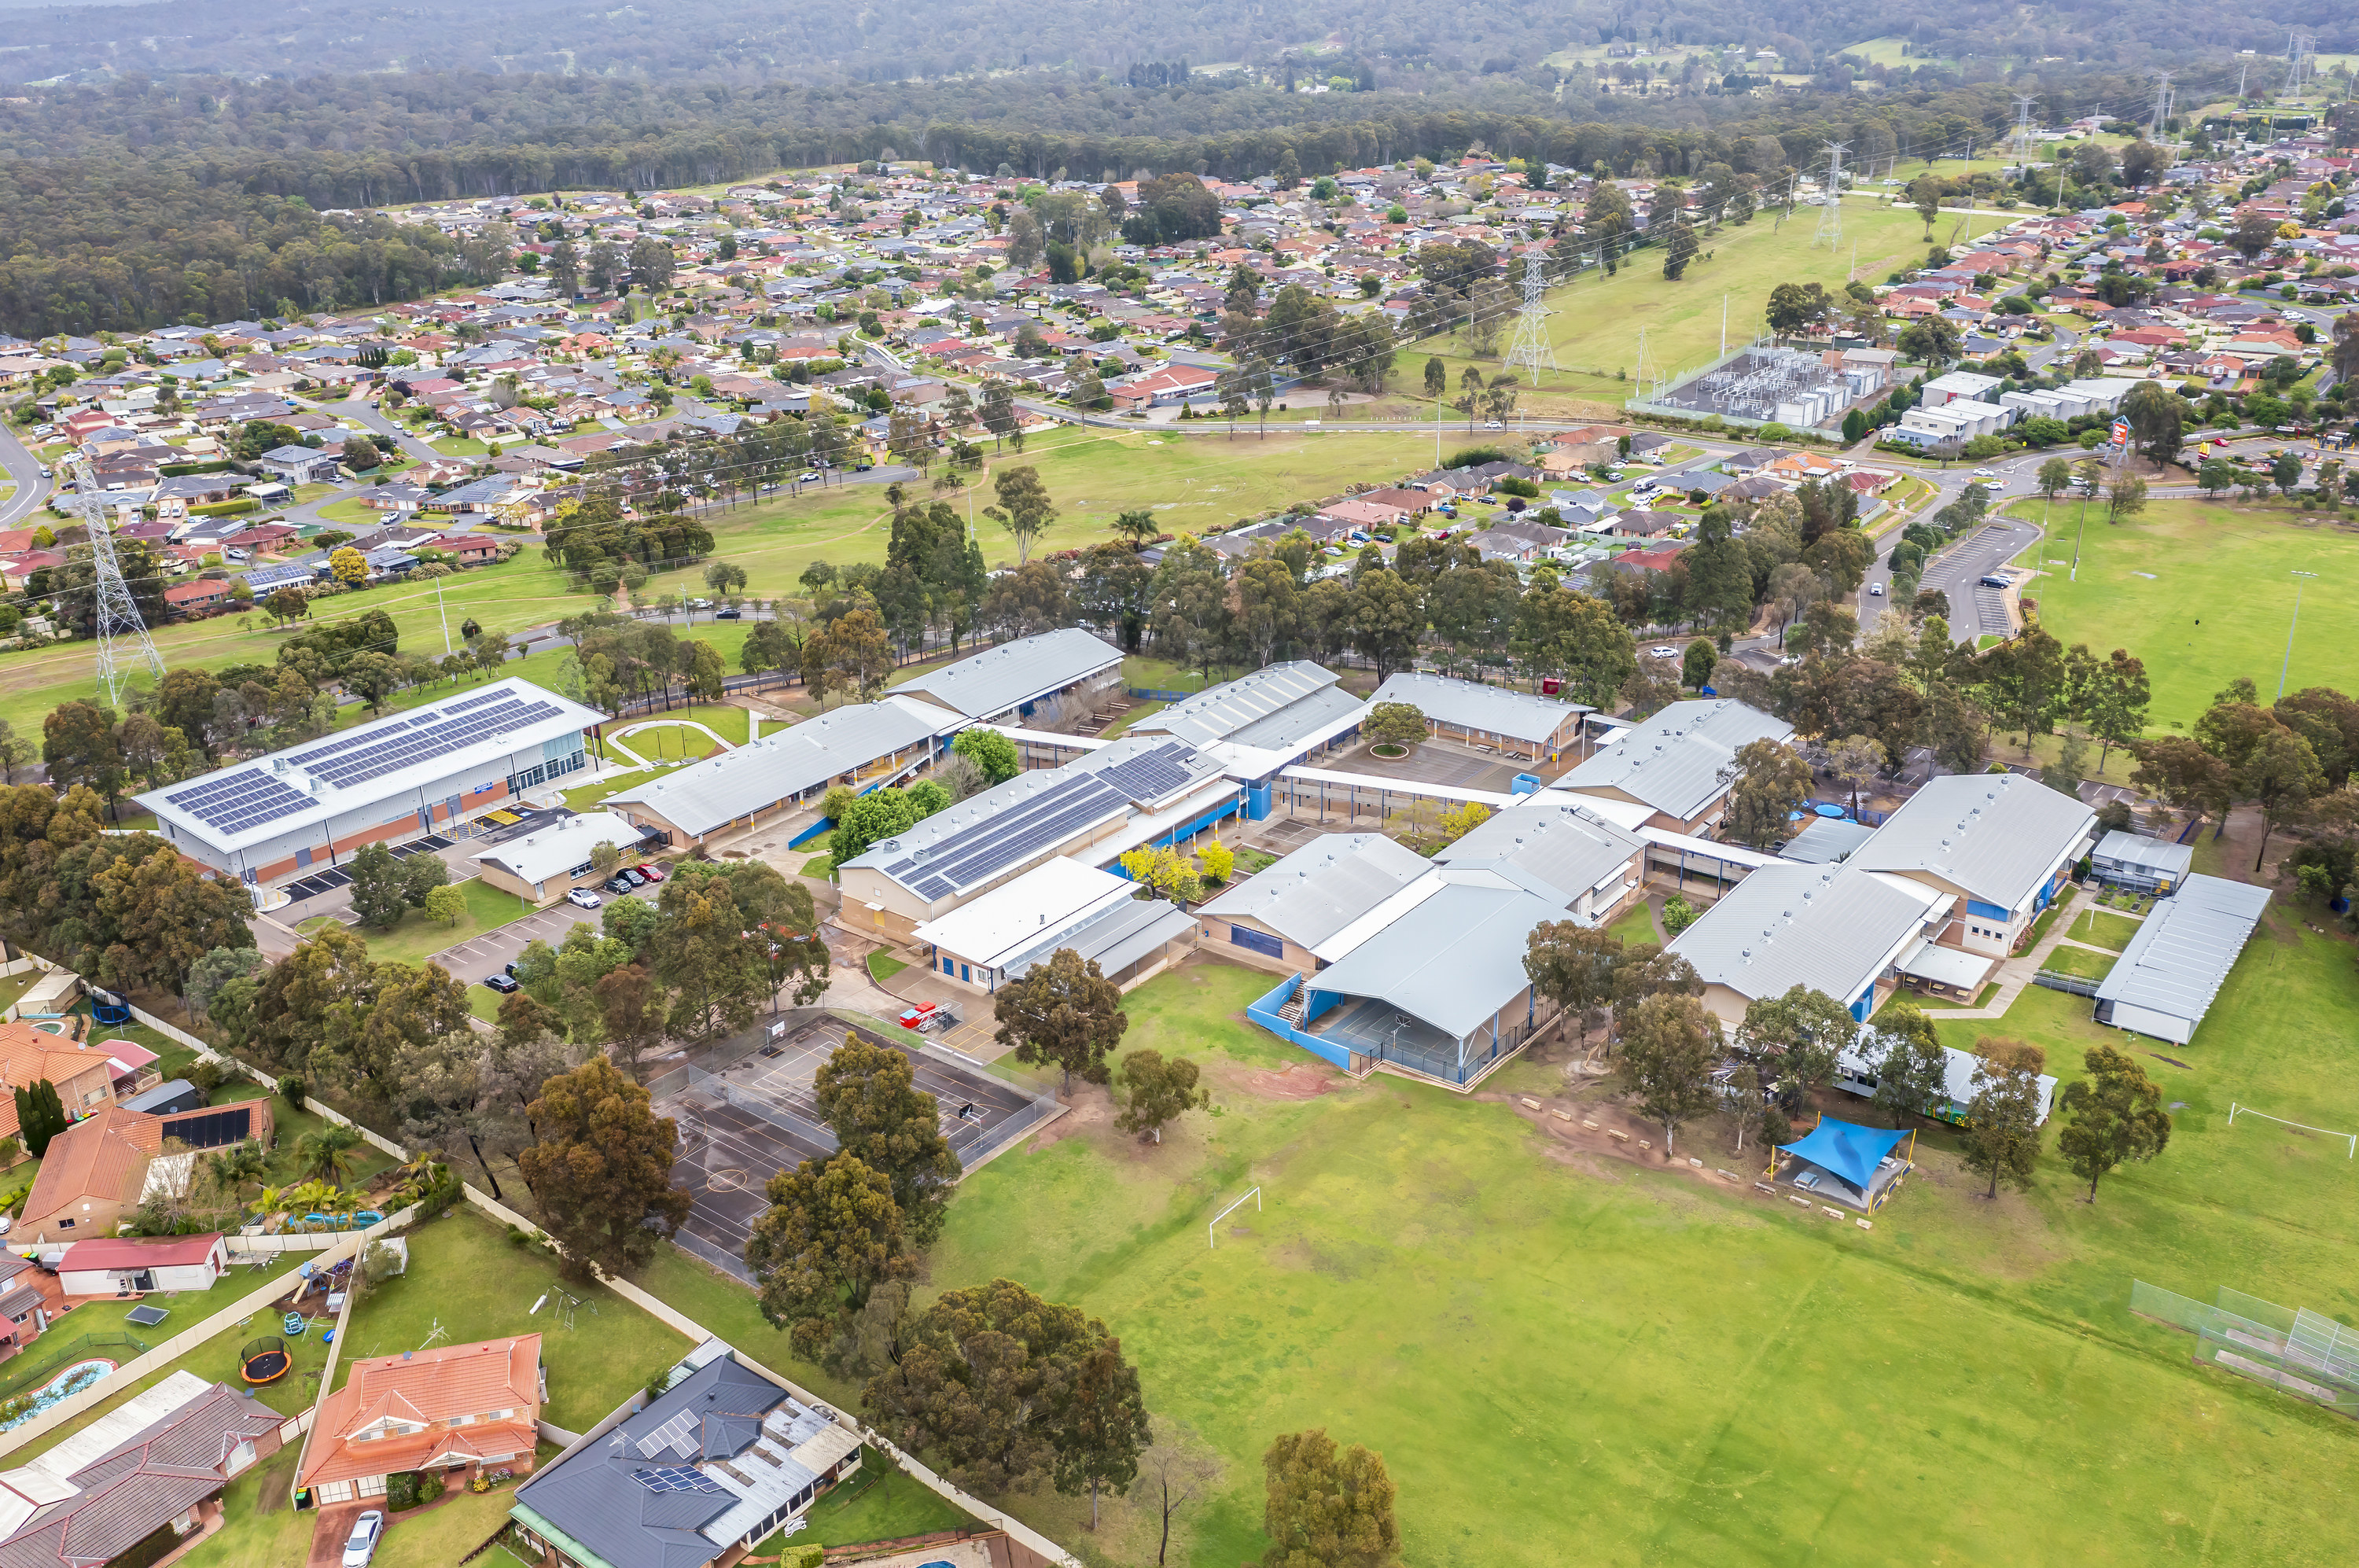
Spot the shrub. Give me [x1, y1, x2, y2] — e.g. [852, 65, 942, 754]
[1662, 896, 1698, 933]
[277, 1075, 304, 1110]
[186, 1060, 226, 1095]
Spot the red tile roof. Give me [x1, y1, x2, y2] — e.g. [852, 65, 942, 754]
[298, 1335, 543, 1488]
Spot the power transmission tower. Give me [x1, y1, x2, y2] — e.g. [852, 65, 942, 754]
[2010, 94, 2038, 164]
[66, 458, 163, 705]
[1812, 142, 1846, 248]
[2148, 71, 2174, 143]
[1500, 248, 1559, 386]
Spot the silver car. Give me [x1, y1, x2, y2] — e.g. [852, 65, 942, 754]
[341, 1511, 385, 1568]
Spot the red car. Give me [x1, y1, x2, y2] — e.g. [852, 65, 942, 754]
[897, 1002, 938, 1031]
[633, 864, 666, 883]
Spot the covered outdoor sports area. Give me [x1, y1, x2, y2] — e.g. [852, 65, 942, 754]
[1769, 1117, 1916, 1212]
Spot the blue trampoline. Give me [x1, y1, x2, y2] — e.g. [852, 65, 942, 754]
[1812, 803, 1849, 819]
[1776, 1117, 1912, 1205]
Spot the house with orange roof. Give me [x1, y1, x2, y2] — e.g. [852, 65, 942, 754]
[297, 1336, 545, 1506]
[0, 1021, 136, 1161]
[17, 1108, 160, 1244]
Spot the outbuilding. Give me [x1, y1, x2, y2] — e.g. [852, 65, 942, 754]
[2088, 830, 2192, 895]
[56, 1235, 230, 1297]
[470, 810, 657, 904]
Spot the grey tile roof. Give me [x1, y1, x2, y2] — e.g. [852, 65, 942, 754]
[892, 628, 1122, 720]
[1850, 774, 2096, 912]
[2094, 874, 2272, 1036]
[1198, 832, 1431, 949]
[1367, 671, 1588, 746]
[1305, 880, 1562, 1040]
[1555, 699, 1793, 821]
[1667, 862, 1947, 1007]
[1132, 661, 1340, 749]
[513, 1356, 845, 1568]
[1435, 797, 1645, 910]
[606, 700, 944, 838]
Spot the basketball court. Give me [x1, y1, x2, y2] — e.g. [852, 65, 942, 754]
[656, 1015, 1054, 1281]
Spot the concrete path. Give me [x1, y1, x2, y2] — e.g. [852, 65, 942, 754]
[1927, 894, 2142, 1021]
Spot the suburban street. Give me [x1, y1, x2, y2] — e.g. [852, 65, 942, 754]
[0, 420, 51, 529]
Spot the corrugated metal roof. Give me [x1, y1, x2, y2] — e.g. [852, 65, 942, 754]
[1555, 699, 1793, 820]
[1436, 797, 1646, 908]
[1003, 895, 1197, 980]
[1668, 862, 1948, 1006]
[1852, 774, 2096, 911]
[1132, 661, 1339, 748]
[1779, 818, 1878, 864]
[1305, 882, 1560, 1040]
[1227, 683, 1370, 753]
[2095, 873, 2271, 1032]
[2092, 830, 2194, 878]
[605, 700, 940, 839]
[892, 628, 1121, 719]
[472, 810, 653, 884]
[1366, 671, 1588, 745]
[1197, 832, 1431, 949]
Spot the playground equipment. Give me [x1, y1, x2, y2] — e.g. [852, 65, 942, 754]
[240, 1337, 291, 1386]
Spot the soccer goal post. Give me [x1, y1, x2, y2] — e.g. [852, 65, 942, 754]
[2228, 1102, 2357, 1158]
[1209, 1187, 1262, 1249]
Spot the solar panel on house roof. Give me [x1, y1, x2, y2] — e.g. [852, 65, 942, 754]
[633, 1465, 725, 1496]
[1098, 742, 1196, 801]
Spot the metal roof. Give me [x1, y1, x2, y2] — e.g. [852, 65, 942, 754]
[1305, 882, 1561, 1040]
[1198, 833, 1432, 949]
[891, 628, 1121, 720]
[1132, 661, 1341, 749]
[845, 735, 1225, 902]
[1227, 684, 1370, 753]
[134, 677, 604, 855]
[2091, 830, 2194, 878]
[1779, 818, 1878, 865]
[912, 857, 1134, 969]
[1435, 797, 1646, 910]
[1366, 671, 1587, 745]
[2094, 874, 2271, 1036]
[605, 699, 941, 838]
[1667, 862, 1949, 1006]
[1000, 893, 1197, 980]
[1555, 699, 1793, 821]
[471, 810, 654, 885]
[1851, 774, 2096, 912]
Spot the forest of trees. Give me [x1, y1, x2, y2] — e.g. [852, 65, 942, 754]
[0, 0, 2334, 89]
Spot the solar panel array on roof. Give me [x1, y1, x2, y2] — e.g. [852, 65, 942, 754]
[300, 693, 562, 791]
[444, 689, 510, 712]
[632, 1465, 724, 1496]
[883, 771, 1129, 900]
[163, 767, 315, 835]
[286, 721, 411, 768]
[1096, 741, 1199, 802]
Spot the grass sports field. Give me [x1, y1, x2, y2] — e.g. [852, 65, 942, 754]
[895, 918, 2359, 1568]
[1392, 200, 1939, 413]
[0, 426, 1438, 738]
[2011, 495, 2359, 727]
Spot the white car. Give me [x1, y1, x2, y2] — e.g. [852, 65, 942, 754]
[799, 470, 822, 482]
[1971, 468, 1997, 480]
[1482, 421, 1503, 430]
[566, 889, 602, 910]
[1868, 583, 1886, 596]
[1648, 646, 1678, 658]
[341, 1511, 385, 1568]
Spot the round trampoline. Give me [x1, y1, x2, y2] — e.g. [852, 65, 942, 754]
[239, 1336, 291, 1386]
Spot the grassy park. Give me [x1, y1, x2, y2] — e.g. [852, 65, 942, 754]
[803, 938, 2359, 1568]
[2012, 495, 2359, 727]
[1392, 200, 1936, 414]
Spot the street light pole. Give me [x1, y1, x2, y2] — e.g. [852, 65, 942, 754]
[2278, 570, 2318, 699]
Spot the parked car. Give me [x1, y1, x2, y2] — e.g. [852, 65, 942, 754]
[1979, 574, 2010, 589]
[688, 598, 712, 609]
[633, 864, 666, 883]
[484, 974, 519, 995]
[341, 1511, 385, 1568]
[620, 868, 648, 888]
[603, 875, 635, 894]
[566, 888, 602, 909]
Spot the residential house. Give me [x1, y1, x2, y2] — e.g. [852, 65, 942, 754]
[0, 1371, 286, 1568]
[162, 580, 234, 618]
[297, 1336, 545, 1506]
[252, 445, 341, 485]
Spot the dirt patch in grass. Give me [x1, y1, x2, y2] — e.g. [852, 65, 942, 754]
[1022, 1083, 1113, 1152]
[1238, 1062, 1340, 1099]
